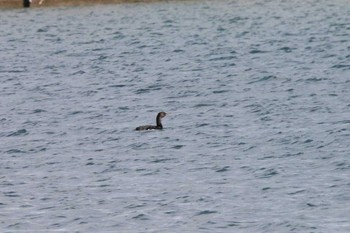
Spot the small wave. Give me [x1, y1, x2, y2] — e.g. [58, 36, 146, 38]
[69, 111, 83, 115]
[208, 55, 236, 61]
[29, 147, 47, 153]
[256, 168, 279, 179]
[248, 75, 277, 84]
[132, 213, 149, 220]
[151, 158, 174, 163]
[4, 191, 20, 197]
[305, 77, 324, 82]
[173, 49, 185, 53]
[37, 27, 49, 33]
[195, 210, 218, 216]
[229, 16, 248, 24]
[287, 189, 306, 195]
[6, 149, 26, 154]
[215, 166, 230, 172]
[303, 139, 313, 144]
[331, 64, 350, 70]
[7, 129, 28, 137]
[52, 49, 67, 55]
[135, 85, 161, 94]
[112, 31, 125, 39]
[249, 49, 268, 54]
[212, 90, 229, 94]
[278, 46, 295, 53]
[194, 103, 214, 108]
[306, 203, 317, 207]
[172, 145, 184, 149]
[109, 84, 126, 88]
[0, 69, 27, 73]
[334, 161, 350, 170]
[32, 109, 46, 113]
[226, 221, 242, 227]
[281, 152, 304, 157]
[195, 123, 209, 128]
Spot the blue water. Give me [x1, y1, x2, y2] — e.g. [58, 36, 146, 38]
[1, 0, 350, 232]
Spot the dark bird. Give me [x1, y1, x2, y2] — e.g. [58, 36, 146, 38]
[135, 112, 167, 131]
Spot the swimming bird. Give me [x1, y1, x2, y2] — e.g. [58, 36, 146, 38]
[135, 112, 167, 131]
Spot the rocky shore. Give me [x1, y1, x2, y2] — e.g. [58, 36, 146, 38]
[0, 0, 164, 8]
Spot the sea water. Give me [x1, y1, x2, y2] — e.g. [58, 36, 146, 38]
[1, 0, 350, 232]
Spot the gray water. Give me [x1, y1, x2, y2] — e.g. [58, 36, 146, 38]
[1, 0, 350, 232]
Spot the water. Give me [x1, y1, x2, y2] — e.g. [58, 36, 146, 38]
[1, 0, 350, 232]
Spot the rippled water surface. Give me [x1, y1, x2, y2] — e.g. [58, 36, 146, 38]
[1, 0, 350, 232]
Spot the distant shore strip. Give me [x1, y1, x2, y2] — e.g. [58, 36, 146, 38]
[0, 0, 174, 8]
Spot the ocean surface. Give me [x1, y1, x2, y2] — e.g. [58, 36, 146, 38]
[1, 0, 350, 232]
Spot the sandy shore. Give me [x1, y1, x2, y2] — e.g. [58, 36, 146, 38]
[0, 0, 167, 8]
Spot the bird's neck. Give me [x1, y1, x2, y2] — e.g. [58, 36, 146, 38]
[156, 117, 162, 127]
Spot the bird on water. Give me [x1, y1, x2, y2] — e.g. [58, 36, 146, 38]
[135, 112, 167, 131]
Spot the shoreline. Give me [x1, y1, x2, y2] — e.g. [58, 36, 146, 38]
[0, 0, 168, 8]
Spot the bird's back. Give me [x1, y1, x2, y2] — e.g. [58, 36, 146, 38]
[135, 125, 161, 131]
